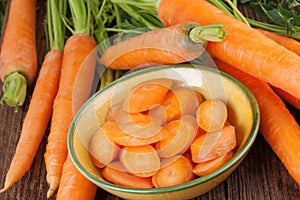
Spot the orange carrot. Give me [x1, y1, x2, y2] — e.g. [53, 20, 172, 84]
[100, 22, 225, 70]
[190, 125, 236, 163]
[0, 0, 65, 193]
[89, 128, 120, 167]
[157, 0, 300, 100]
[161, 86, 202, 122]
[0, 0, 37, 109]
[102, 161, 154, 188]
[214, 58, 300, 185]
[193, 151, 233, 177]
[155, 115, 198, 158]
[152, 155, 195, 188]
[122, 78, 173, 113]
[196, 99, 228, 132]
[108, 103, 166, 139]
[272, 86, 300, 110]
[100, 120, 169, 146]
[256, 29, 300, 56]
[46, 0, 98, 197]
[56, 155, 97, 200]
[44, 34, 96, 197]
[119, 145, 160, 177]
[254, 29, 300, 110]
[0, 50, 62, 193]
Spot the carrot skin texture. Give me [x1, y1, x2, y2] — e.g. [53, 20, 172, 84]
[256, 29, 300, 56]
[0, 0, 37, 85]
[56, 156, 97, 200]
[99, 22, 206, 70]
[272, 87, 300, 110]
[44, 34, 97, 197]
[158, 0, 300, 100]
[215, 59, 300, 185]
[0, 50, 62, 192]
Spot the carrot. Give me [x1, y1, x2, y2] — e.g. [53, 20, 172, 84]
[155, 115, 198, 158]
[44, 0, 97, 197]
[161, 86, 202, 122]
[152, 155, 195, 188]
[0, 0, 65, 193]
[102, 161, 154, 188]
[100, 120, 169, 146]
[119, 145, 160, 177]
[157, 0, 300, 100]
[253, 29, 300, 110]
[89, 128, 120, 167]
[0, 50, 62, 193]
[193, 151, 233, 177]
[256, 29, 300, 56]
[214, 59, 300, 185]
[0, 0, 37, 110]
[190, 125, 236, 163]
[195, 99, 228, 132]
[272, 87, 300, 110]
[56, 155, 97, 200]
[99, 22, 225, 70]
[122, 78, 173, 113]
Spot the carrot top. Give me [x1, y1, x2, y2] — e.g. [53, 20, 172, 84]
[66, 0, 92, 35]
[47, 0, 67, 51]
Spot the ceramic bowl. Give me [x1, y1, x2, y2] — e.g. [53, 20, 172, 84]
[68, 64, 260, 200]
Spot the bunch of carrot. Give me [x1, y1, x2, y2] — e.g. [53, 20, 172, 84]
[1, 0, 300, 198]
[89, 78, 237, 188]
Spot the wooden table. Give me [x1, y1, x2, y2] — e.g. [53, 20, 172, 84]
[0, 1, 299, 199]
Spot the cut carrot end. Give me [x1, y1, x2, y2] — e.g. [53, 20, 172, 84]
[0, 72, 27, 111]
[196, 99, 228, 132]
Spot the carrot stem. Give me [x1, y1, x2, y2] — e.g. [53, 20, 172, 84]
[189, 24, 226, 43]
[0, 72, 27, 111]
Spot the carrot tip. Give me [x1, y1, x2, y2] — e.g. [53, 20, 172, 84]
[47, 188, 55, 198]
[0, 72, 27, 111]
[0, 187, 8, 193]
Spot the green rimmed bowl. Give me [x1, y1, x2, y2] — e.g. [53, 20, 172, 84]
[68, 64, 260, 200]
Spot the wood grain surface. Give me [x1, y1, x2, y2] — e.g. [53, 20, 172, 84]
[0, 1, 299, 199]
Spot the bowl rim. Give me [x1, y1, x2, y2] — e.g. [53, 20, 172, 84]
[67, 64, 260, 194]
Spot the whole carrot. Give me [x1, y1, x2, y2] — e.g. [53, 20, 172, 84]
[214, 59, 300, 185]
[0, 0, 37, 110]
[44, 34, 96, 198]
[100, 22, 225, 70]
[157, 0, 300, 100]
[0, 0, 65, 193]
[56, 156, 97, 200]
[44, 0, 97, 197]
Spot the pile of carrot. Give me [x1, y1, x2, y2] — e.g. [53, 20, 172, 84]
[1, 0, 300, 198]
[89, 78, 237, 188]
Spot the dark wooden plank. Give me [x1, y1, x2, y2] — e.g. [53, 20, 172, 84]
[0, 0, 299, 200]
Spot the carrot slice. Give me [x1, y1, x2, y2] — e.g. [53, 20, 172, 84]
[122, 78, 173, 113]
[101, 121, 169, 146]
[102, 161, 154, 188]
[193, 151, 234, 176]
[156, 115, 198, 158]
[196, 99, 228, 132]
[89, 128, 120, 167]
[119, 145, 160, 177]
[152, 155, 195, 188]
[191, 125, 236, 163]
[108, 103, 165, 139]
[161, 87, 202, 122]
